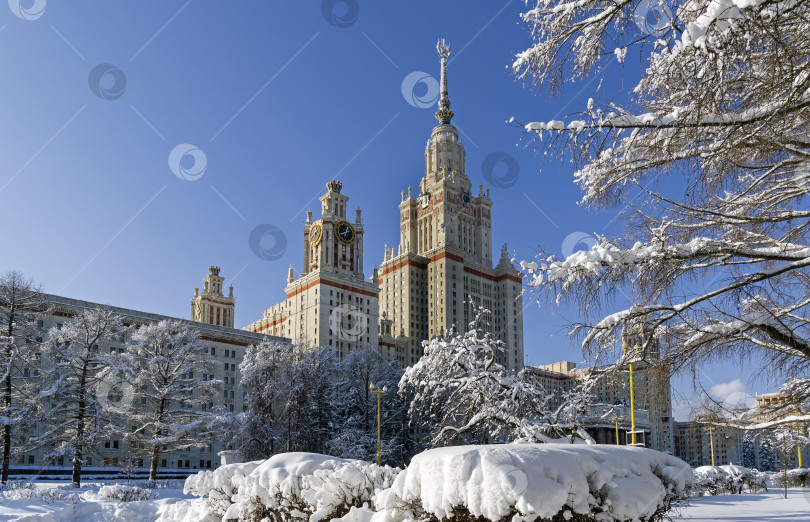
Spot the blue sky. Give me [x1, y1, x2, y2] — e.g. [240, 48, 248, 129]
[0, 1, 771, 417]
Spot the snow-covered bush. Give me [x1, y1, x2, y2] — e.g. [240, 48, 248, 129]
[132, 479, 185, 490]
[741, 469, 768, 493]
[374, 444, 692, 521]
[692, 465, 767, 495]
[184, 460, 262, 517]
[83, 484, 155, 502]
[0, 482, 77, 504]
[771, 468, 810, 488]
[185, 452, 399, 522]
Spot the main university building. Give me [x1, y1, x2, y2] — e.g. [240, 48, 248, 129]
[9, 42, 681, 474]
[243, 41, 525, 371]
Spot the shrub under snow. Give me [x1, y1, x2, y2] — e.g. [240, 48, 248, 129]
[185, 452, 399, 522]
[373, 444, 692, 522]
[692, 465, 767, 496]
[185, 460, 263, 517]
[771, 468, 810, 488]
[0, 482, 78, 504]
[83, 484, 155, 502]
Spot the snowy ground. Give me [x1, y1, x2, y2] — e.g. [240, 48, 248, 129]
[0, 482, 807, 521]
[676, 488, 810, 522]
[0, 482, 197, 521]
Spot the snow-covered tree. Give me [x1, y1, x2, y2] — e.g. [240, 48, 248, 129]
[741, 432, 757, 469]
[327, 346, 411, 465]
[514, 0, 810, 412]
[232, 341, 288, 459]
[122, 320, 221, 481]
[401, 310, 591, 447]
[0, 271, 46, 483]
[526, 372, 599, 444]
[283, 345, 337, 454]
[758, 434, 777, 472]
[235, 341, 337, 458]
[235, 342, 413, 465]
[36, 307, 126, 486]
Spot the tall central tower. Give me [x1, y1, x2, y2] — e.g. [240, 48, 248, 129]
[378, 40, 525, 370]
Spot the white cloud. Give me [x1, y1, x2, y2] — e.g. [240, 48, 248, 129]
[709, 379, 754, 409]
[671, 398, 694, 422]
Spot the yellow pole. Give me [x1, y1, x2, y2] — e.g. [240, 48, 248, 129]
[709, 426, 715, 466]
[376, 391, 382, 466]
[797, 414, 803, 468]
[615, 417, 620, 445]
[370, 384, 385, 466]
[622, 338, 638, 446]
[629, 361, 637, 445]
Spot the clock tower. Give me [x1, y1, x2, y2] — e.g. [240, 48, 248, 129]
[304, 180, 365, 276]
[246, 182, 380, 357]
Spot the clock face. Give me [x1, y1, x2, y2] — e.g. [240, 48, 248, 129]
[336, 221, 355, 245]
[461, 191, 471, 207]
[309, 222, 323, 245]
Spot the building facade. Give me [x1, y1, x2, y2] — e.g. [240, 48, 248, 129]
[673, 421, 743, 468]
[377, 40, 524, 370]
[15, 275, 286, 476]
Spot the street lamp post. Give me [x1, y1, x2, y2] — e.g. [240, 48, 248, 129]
[369, 383, 387, 466]
[622, 337, 639, 446]
[794, 410, 804, 468]
[708, 426, 715, 466]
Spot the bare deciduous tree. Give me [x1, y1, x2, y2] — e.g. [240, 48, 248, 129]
[37, 307, 126, 486]
[122, 320, 221, 481]
[514, 0, 810, 414]
[0, 271, 47, 483]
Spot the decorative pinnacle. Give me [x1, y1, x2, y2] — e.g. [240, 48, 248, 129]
[436, 39, 454, 124]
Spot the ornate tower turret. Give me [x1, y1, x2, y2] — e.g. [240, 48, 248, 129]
[192, 266, 235, 327]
